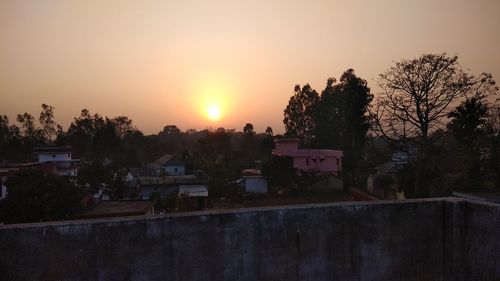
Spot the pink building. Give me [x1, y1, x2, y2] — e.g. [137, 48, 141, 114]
[273, 138, 343, 175]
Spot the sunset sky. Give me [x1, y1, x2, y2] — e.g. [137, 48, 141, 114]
[1, 0, 499, 134]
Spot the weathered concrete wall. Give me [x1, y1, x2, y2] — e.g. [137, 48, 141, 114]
[461, 201, 500, 281]
[0, 198, 497, 281]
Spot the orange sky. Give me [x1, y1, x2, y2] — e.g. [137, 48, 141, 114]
[1, 0, 499, 134]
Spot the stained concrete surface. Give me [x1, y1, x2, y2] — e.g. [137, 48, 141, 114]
[0, 198, 498, 281]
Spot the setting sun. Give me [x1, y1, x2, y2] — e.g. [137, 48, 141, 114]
[188, 72, 236, 124]
[206, 104, 221, 121]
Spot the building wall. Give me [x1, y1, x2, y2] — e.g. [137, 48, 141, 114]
[293, 156, 341, 174]
[244, 178, 268, 193]
[56, 169, 77, 177]
[38, 152, 71, 162]
[141, 185, 179, 200]
[1, 199, 499, 281]
[163, 165, 185, 176]
[274, 141, 299, 154]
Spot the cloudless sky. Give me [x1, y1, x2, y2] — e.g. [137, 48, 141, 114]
[1, 0, 499, 134]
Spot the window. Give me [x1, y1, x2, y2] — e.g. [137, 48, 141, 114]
[306, 158, 309, 166]
[52, 154, 56, 158]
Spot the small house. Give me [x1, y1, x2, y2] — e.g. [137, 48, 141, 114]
[273, 138, 343, 175]
[177, 185, 209, 211]
[33, 146, 79, 176]
[147, 154, 185, 176]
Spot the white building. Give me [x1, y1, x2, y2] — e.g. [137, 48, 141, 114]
[33, 146, 79, 176]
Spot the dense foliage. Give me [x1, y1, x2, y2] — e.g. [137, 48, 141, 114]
[0, 170, 84, 223]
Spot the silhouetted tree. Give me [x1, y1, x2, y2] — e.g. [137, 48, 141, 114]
[66, 109, 105, 155]
[159, 125, 181, 136]
[0, 115, 10, 158]
[448, 97, 489, 147]
[110, 116, 135, 139]
[262, 155, 296, 190]
[39, 103, 58, 142]
[486, 106, 500, 188]
[283, 84, 319, 137]
[448, 97, 489, 185]
[0, 170, 84, 224]
[110, 169, 129, 199]
[77, 160, 113, 194]
[243, 123, 255, 135]
[314, 78, 342, 148]
[372, 53, 498, 196]
[17, 112, 42, 144]
[265, 126, 273, 136]
[314, 69, 372, 172]
[0, 115, 23, 161]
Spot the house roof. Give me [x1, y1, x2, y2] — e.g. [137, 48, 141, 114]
[273, 148, 343, 158]
[242, 169, 261, 176]
[148, 154, 184, 169]
[0, 167, 20, 177]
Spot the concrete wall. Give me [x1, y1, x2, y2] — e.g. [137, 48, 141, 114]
[461, 201, 500, 281]
[0, 198, 499, 281]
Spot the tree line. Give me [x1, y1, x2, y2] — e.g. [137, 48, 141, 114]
[283, 53, 499, 197]
[0, 106, 277, 222]
[1, 52, 499, 224]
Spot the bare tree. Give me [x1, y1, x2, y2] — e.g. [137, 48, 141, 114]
[371, 53, 497, 196]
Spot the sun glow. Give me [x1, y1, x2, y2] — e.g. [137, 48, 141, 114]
[206, 104, 221, 121]
[189, 72, 235, 123]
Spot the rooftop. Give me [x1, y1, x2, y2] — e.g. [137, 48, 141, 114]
[33, 146, 73, 153]
[75, 201, 154, 219]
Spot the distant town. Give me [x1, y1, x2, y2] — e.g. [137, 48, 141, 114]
[1, 54, 499, 224]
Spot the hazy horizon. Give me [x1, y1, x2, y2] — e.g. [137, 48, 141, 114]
[1, 0, 500, 134]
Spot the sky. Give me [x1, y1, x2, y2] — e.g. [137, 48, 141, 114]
[1, 0, 499, 134]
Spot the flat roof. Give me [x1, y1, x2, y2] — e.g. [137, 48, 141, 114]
[33, 146, 73, 153]
[274, 138, 300, 143]
[76, 201, 154, 219]
[179, 185, 208, 197]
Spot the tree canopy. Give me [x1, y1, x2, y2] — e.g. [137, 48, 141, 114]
[372, 53, 497, 148]
[283, 69, 372, 172]
[371, 53, 498, 196]
[0, 170, 84, 224]
[283, 84, 319, 137]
